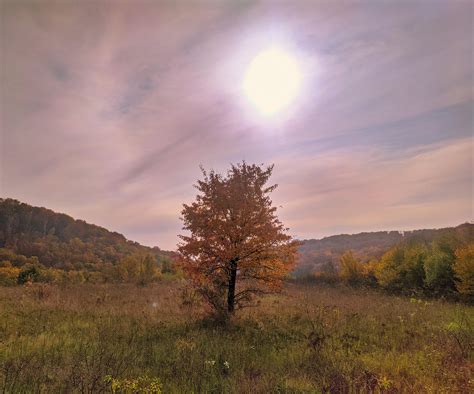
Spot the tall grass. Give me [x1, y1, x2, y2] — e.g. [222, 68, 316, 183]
[0, 282, 472, 392]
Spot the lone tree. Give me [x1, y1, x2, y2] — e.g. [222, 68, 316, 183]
[178, 162, 298, 315]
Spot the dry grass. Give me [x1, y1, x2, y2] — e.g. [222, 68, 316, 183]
[0, 282, 472, 392]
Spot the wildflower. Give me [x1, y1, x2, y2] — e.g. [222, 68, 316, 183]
[446, 322, 461, 332]
[378, 376, 392, 390]
[223, 361, 230, 369]
[205, 360, 216, 367]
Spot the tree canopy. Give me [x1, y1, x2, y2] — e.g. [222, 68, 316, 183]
[178, 162, 298, 315]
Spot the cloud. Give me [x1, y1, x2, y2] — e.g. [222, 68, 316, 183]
[272, 137, 472, 240]
[1, 0, 472, 249]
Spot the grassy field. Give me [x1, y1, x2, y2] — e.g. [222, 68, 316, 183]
[0, 282, 472, 393]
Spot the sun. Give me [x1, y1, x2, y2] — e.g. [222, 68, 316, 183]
[242, 46, 303, 117]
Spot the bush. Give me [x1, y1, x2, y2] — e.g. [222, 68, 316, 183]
[118, 254, 161, 285]
[424, 238, 456, 293]
[104, 375, 162, 393]
[17, 266, 40, 285]
[375, 244, 427, 291]
[453, 244, 474, 298]
[0, 266, 21, 286]
[339, 251, 365, 285]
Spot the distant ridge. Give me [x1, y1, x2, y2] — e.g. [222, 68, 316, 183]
[296, 223, 473, 275]
[1, 198, 471, 276]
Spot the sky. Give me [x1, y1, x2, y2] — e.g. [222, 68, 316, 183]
[1, 0, 472, 250]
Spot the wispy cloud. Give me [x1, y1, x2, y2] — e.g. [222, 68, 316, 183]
[272, 137, 472, 239]
[1, 0, 472, 249]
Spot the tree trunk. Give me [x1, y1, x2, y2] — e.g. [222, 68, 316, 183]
[227, 259, 237, 313]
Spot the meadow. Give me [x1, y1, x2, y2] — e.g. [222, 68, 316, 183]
[0, 282, 472, 393]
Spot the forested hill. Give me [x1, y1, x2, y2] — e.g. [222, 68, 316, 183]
[296, 223, 473, 275]
[2, 197, 471, 280]
[0, 198, 173, 271]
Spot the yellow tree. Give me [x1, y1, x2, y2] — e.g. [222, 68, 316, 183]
[178, 162, 298, 315]
[117, 253, 159, 284]
[453, 243, 474, 297]
[339, 251, 365, 285]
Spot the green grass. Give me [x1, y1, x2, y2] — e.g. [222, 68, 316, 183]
[0, 283, 472, 392]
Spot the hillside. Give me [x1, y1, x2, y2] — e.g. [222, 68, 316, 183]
[1, 198, 472, 280]
[296, 223, 473, 275]
[0, 198, 174, 272]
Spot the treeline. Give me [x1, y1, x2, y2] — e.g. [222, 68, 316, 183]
[0, 198, 177, 285]
[297, 231, 405, 275]
[297, 224, 473, 276]
[0, 248, 177, 286]
[307, 224, 473, 300]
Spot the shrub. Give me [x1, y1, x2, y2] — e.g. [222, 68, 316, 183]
[424, 243, 456, 292]
[0, 266, 21, 286]
[376, 243, 427, 291]
[104, 375, 162, 393]
[118, 254, 160, 285]
[362, 259, 379, 287]
[453, 244, 474, 298]
[339, 251, 365, 285]
[17, 266, 40, 285]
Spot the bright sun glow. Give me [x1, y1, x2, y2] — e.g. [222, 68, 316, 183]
[243, 47, 302, 117]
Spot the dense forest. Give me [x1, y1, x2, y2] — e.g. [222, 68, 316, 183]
[297, 224, 473, 274]
[0, 198, 176, 285]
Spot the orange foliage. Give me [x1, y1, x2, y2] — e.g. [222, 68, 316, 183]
[178, 162, 298, 314]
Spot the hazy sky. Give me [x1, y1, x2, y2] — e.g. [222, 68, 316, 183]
[1, 0, 472, 249]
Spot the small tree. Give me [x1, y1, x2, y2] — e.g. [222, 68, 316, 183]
[453, 244, 474, 298]
[424, 238, 456, 292]
[375, 243, 427, 291]
[178, 162, 298, 316]
[117, 254, 159, 285]
[339, 251, 365, 285]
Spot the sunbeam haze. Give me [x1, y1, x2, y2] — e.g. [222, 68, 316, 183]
[2, 1, 471, 249]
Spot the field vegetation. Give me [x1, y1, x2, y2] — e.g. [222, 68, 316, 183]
[1, 282, 472, 392]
